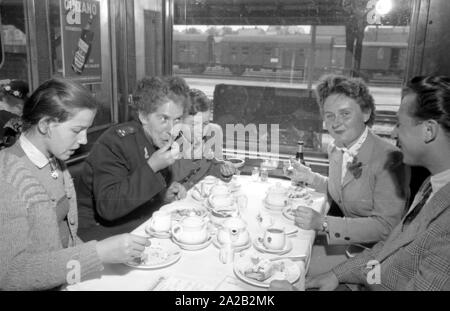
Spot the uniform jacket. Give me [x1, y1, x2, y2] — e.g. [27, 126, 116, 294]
[0, 144, 102, 290]
[77, 120, 169, 227]
[332, 181, 450, 290]
[311, 131, 410, 245]
[170, 122, 230, 190]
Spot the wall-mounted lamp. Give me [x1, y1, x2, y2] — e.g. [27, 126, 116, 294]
[376, 0, 393, 15]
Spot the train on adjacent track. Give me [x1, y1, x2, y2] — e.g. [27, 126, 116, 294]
[173, 33, 408, 81]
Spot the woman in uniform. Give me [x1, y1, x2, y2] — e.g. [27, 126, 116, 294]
[77, 76, 189, 234]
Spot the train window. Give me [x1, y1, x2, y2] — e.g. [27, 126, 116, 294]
[173, 0, 412, 160]
[48, 0, 115, 128]
[134, 0, 164, 79]
[0, 0, 29, 82]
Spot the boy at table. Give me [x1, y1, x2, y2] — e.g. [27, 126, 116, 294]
[271, 75, 450, 291]
[170, 88, 235, 190]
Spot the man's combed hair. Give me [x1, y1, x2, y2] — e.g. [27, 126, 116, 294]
[315, 74, 376, 126]
[406, 76, 450, 135]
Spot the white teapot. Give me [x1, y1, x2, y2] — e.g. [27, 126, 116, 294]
[171, 215, 209, 245]
[265, 183, 288, 208]
[217, 217, 250, 247]
[209, 193, 235, 210]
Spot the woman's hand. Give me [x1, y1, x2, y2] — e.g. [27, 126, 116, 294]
[163, 182, 187, 203]
[306, 271, 339, 291]
[96, 234, 151, 264]
[294, 206, 324, 231]
[290, 157, 313, 183]
[147, 141, 181, 172]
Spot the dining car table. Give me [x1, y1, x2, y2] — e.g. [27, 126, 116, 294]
[66, 175, 327, 291]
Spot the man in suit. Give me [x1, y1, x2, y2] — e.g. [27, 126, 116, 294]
[272, 75, 450, 291]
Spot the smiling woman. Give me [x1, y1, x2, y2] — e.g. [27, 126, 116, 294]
[289, 74, 410, 262]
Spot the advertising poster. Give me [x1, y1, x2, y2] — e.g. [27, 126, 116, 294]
[60, 0, 102, 83]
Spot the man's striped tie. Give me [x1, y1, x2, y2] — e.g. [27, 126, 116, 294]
[403, 181, 432, 227]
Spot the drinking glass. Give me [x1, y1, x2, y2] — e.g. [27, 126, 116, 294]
[282, 160, 294, 179]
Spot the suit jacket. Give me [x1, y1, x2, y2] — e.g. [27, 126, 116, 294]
[311, 131, 410, 245]
[332, 181, 450, 290]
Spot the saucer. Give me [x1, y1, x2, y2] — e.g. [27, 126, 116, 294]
[234, 252, 301, 288]
[212, 235, 251, 252]
[227, 157, 245, 169]
[145, 222, 171, 239]
[125, 239, 181, 269]
[160, 202, 208, 221]
[263, 197, 287, 211]
[253, 236, 293, 255]
[171, 235, 213, 251]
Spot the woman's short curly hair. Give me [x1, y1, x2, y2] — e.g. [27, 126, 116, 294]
[187, 88, 211, 115]
[404, 75, 450, 136]
[130, 76, 188, 115]
[315, 74, 376, 127]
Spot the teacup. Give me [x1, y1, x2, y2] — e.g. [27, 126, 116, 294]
[266, 192, 287, 207]
[267, 183, 288, 195]
[150, 211, 171, 232]
[209, 194, 234, 210]
[263, 227, 286, 250]
[289, 198, 312, 210]
[171, 215, 208, 245]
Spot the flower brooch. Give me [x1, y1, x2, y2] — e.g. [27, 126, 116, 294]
[347, 157, 363, 179]
[3, 85, 22, 98]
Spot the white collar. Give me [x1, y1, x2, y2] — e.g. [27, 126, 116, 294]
[331, 126, 369, 157]
[430, 168, 450, 195]
[19, 134, 50, 169]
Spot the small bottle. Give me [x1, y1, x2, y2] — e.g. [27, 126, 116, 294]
[260, 168, 268, 182]
[295, 141, 306, 165]
[251, 167, 259, 181]
[294, 141, 306, 187]
[72, 16, 94, 74]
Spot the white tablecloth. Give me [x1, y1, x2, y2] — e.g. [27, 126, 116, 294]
[67, 176, 326, 291]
